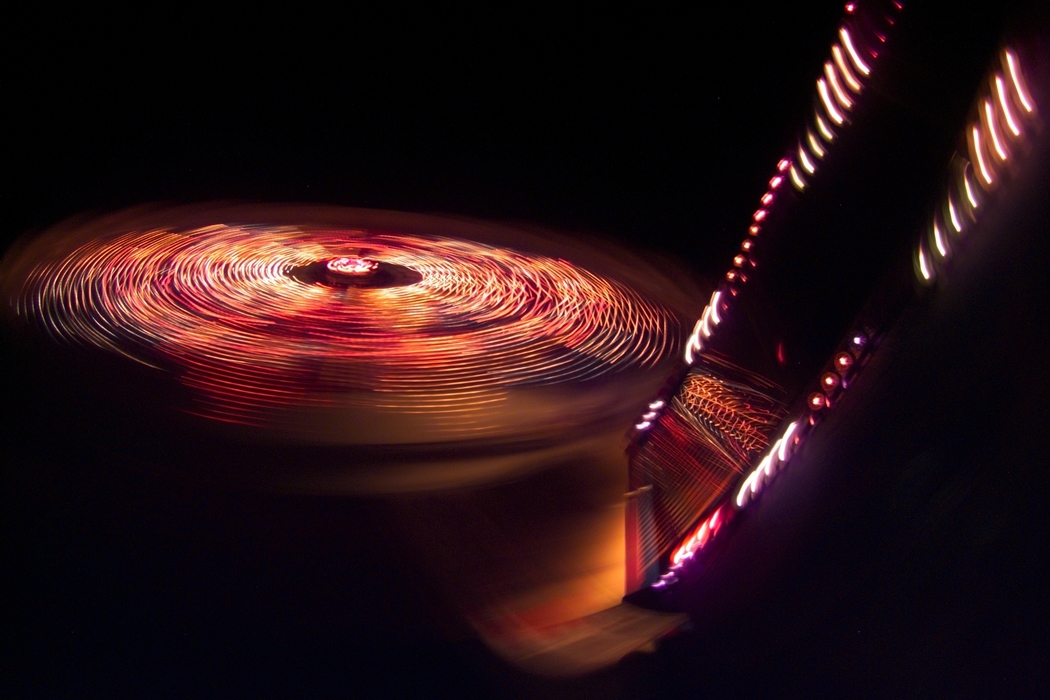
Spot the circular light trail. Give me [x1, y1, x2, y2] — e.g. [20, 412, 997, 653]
[7, 213, 681, 441]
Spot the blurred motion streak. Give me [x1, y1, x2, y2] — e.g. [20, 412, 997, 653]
[631, 0, 902, 593]
[5, 207, 683, 444]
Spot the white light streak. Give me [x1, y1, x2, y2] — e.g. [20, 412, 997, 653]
[972, 125, 994, 185]
[799, 145, 816, 174]
[995, 75, 1022, 136]
[917, 245, 932, 281]
[700, 304, 713, 338]
[1006, 50, 1034, 113]
[948, 197, 962, 233]
[762, 450, 777, 478]
[840, 27, 870, 75]
[684, 318, 704, 364]
[818, 78, 845, 125]
[735, 476, 752, 507]
[736, 419, 801, 508]
[963, 165, 979, 208]
[777, 421, 799, 462]
[933, 220, 947, 258]
[832, 44, 862, 92]
[709, 290, 723, 324]
[750, 456, 769, 493]
[825, 62, 853, 108]
[984, 100, 1008, 161]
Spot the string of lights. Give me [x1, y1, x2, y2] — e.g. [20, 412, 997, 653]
[653, 42, 1041, 591]
[915, 48, 1039, 285]
[677, 0, 903, 370]
[628, 0, 904, 592]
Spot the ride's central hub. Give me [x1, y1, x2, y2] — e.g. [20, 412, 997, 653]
[325, 257, 380, 283]
[289, 256, 423, 289]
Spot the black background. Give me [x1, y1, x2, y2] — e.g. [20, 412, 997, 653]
[4, 4, 974, 272]
[4, 4, 1049, 697]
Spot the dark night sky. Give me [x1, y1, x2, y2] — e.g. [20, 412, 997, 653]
[2, 6, 881, 265]
[0, 6, 1012, 271]
[4, 4, 1050, 697]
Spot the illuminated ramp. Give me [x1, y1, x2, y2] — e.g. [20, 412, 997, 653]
[626, 357, 786, 591]
[625, 0, 903, 592]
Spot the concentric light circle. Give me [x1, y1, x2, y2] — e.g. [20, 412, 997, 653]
[4, 206, 687, 446]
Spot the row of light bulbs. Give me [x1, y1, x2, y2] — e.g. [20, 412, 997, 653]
[654, 28, 1042, 589]
[916, 49, 1037, 284]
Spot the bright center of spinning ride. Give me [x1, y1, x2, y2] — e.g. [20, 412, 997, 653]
[327, 257, 378, 276]
[291, 255, 422, 288]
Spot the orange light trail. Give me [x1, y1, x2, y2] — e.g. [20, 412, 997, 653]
[13, 223, 680, 431]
